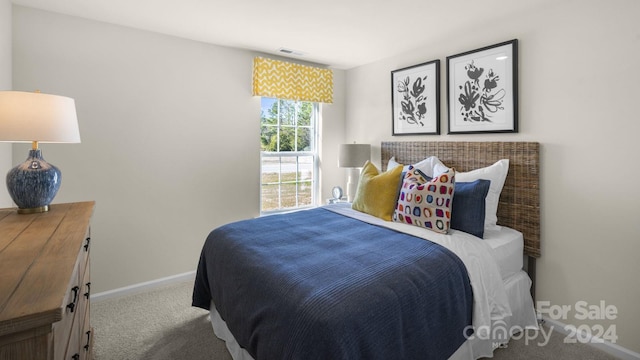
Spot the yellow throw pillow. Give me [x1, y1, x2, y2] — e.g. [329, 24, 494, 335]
[351, 160, 404, 221]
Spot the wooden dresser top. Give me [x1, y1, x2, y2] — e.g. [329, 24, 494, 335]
[0, 201, 95, 336]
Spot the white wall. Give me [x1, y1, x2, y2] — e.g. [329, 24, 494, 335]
[0, 0, 12, 207]
[12, 6, 345, 294]
[345, 0, 640, 353]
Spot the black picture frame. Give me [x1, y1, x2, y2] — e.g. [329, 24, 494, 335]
[391, 59, 440, 135]
[446, 39, 518, 134]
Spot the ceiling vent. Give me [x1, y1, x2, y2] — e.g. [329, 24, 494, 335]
[278, 48, 304, 56]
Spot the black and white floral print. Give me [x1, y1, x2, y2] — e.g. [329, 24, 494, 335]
[397, 75, 428, 127]
[457, 60, 506, 122]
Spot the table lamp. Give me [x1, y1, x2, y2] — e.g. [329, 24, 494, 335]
[0, 91, 80, 214]
[338, 143, 370, 202]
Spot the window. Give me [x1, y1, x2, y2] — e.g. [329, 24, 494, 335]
[260, 98, 318, 213]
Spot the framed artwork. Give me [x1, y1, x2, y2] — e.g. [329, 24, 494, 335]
[446, 39, 518, 134]
[391, 59, 440, 135]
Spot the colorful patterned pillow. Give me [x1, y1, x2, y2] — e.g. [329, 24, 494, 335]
[393, 166, 456, 234]
[351, 161, 404, 221]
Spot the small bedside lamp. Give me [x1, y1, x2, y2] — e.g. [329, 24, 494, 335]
[338, 143, 370, 202]
[0, 91, 80, 214]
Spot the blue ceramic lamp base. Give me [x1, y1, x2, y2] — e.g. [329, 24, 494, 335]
[6, 149, 61, 214]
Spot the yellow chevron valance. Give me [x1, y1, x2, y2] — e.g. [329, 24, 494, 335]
[252, 57, 333, 103]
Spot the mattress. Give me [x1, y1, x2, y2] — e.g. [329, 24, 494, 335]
[483, 227, 524, 280]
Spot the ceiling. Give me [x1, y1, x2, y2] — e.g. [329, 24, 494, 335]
[11, 0, 551, 69]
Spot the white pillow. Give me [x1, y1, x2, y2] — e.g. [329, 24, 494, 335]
[387, 156, 448, 177]
[387, 156, 403, 171]
[455, 159, 509, 230]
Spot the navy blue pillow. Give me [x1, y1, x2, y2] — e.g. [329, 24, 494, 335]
[450, 179, 491, 238]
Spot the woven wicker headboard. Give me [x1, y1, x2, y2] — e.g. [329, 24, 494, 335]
[381, 141, 540, 258]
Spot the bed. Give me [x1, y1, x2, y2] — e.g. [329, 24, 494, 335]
[193, 141, 540, 360]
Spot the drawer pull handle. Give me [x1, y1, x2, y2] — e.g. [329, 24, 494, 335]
[84, 282, 91, 299]
[67, 286, 80, 313]
[84, 330, 92, 351]
[84, 237, 91, 252]
[72, 354, 80, 360]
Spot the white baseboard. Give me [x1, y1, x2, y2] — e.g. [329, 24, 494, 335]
[91, 270, 196, 303]
[542, 316, 640, 360]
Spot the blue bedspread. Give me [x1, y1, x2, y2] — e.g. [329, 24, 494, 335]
[193, 207, 472, 360]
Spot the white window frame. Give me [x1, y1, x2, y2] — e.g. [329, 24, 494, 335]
[260, 99, 319, 215]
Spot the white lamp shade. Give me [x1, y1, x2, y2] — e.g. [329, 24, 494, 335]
[338, 144, 370, 168]
[0, 91, 80, 143]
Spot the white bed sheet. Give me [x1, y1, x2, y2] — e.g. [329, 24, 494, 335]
[483, 227, 524, 280]
[449, 270, 538, 359]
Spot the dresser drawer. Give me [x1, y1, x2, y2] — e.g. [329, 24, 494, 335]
[77, 230, 91, 285]
[53, 261, 82, 360]
[74, 258, 91, 359]
[55, 233, 92, 360]
[80, 306, 92, 360]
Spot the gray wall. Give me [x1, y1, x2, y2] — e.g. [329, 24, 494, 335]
[12, 5, 346, 294]
[344, 0, 640, 353]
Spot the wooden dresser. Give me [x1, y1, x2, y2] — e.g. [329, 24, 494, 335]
[0, 201, 95, 360]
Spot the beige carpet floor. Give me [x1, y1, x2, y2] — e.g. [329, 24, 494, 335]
[91, 280, 619, 359]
